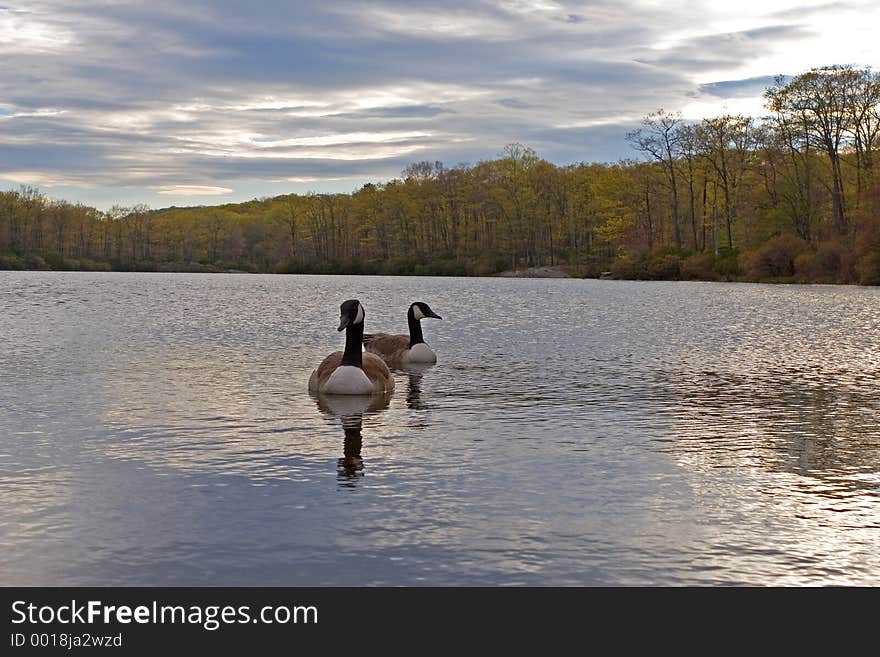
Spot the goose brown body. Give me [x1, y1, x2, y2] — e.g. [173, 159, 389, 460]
[361, 333, 415, 366]
[308, 351, 394, 394]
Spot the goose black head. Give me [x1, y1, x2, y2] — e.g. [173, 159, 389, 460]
[338, 299, 365, 331]
[409, 301, 442, 321]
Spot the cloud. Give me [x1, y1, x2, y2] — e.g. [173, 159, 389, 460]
[497, 98, 534, 109]
[0, 6, 74, 53]
[1, 1, 879, 208]
[0, 170, 86, 186]
[335, 105, 453, 119]
[769, 1, 860, 20]
[153, 185, 234, 196]
[698, 75, 783, 99]
[637, 25, 815, 74]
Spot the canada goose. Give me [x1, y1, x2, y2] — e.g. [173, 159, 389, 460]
[308, 299, 395, 395]
[363, 301, 442, 366]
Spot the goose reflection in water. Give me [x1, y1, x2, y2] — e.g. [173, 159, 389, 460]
[313, 392, 391, 484]
[397, 362, 435, 411]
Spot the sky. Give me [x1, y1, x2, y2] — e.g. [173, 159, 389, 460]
[1, 0, 879, 210]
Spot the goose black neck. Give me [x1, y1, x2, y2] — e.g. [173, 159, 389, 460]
[341, 323, 364, 367]
[343, 426, 363, 457]
[408, 310, 424, 347]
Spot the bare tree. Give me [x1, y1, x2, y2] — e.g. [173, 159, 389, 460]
[766, 66, 857, 233]
[697, 114, 756, 250]
[678, 124, 702, 250]
[843, 67, 880, 200]
[627, 110, 684, 249]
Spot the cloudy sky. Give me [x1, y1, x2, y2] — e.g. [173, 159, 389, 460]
[1, 1, 879, 209]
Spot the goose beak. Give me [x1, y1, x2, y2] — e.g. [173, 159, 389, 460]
[427, 310, 442, 320]
[338, 316, 351, 331]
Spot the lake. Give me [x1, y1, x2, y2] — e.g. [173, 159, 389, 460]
[1, 271, 878, 585]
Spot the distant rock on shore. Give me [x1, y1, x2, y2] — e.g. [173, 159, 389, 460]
[495, 265, 570, 278]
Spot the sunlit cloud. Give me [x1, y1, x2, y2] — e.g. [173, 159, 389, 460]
[254, 131, 434, 148]
[360, 7, 514, 40]
[498, 0, 565, 16]
[680, 96, 771, 121]
[0, 107, 66, 120]
[0, 170, 88, 187]
[227, 98, 331, 112]
[279, 176, 362, 183]
[0, 7, 74, 53]
[152, 185, 234, 196]
[170, 143, 430, 162]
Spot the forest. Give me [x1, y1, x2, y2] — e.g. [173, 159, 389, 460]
[2, 66, 879, 284]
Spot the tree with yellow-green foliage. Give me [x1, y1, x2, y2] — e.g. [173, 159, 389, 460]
[2, 66, 879, 284]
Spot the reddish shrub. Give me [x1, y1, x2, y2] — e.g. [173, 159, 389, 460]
[680, 252, 720, 280]
[811, 241, 845, 282]
[794, 251, 815, 280]
[746, 234, 808, 279]
[858, 246, 880, 285]
[647, 253, 681, 279]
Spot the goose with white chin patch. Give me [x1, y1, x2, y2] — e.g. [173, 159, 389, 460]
[363, 301, 442, 367]
[308, 300, 395, 395]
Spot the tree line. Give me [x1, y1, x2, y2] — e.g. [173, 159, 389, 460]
[2, 65, 879, 284]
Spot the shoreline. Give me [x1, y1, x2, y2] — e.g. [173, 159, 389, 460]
[1, 266, 876, 287]
[495, 265, 571, 278]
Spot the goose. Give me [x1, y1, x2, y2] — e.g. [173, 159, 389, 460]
[363, 301, 442, 366]
[308, 299, 395, 395]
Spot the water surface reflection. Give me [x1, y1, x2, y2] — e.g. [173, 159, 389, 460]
[1, 272, 878, 585]
[313, 393, 392, 485]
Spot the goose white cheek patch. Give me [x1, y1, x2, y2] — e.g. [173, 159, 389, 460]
[412, 305, 425, 320]
[355, 303, 365, 324]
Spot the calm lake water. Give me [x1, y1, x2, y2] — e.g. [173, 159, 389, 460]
[1, 271, 878, 586]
